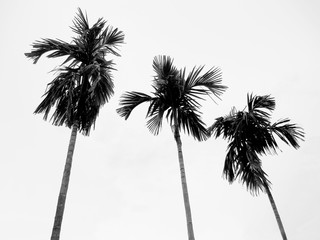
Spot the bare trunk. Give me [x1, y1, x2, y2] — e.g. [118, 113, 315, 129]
[264, 181, 287, 240]
[173, 121, 195, 240]
[50, 123, 78, 240]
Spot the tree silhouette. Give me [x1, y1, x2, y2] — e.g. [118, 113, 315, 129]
[25, 8, 124, 240]
[208, 93, 304, 240]
[117, 55, 226, 240]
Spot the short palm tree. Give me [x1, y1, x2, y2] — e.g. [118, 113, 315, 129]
[117, 55, 226, 240]
[208, 93, 304, 240]
[25, 8, 124, 240]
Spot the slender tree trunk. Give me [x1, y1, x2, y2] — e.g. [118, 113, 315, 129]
[51, 123, 78, 240]
[173, 122, 195, 240]
[263, 181, 287, 240]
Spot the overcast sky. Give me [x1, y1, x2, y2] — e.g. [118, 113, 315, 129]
[1, 0, 319, 239]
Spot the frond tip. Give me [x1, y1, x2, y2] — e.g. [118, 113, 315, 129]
[71, 8, 90, 35]
[270, 119, 305, 149]
[117, 92, 153, 120]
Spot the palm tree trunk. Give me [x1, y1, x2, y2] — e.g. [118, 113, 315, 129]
[263, 181, 287, 240]
[173, 123, 195, 240]
[51, 123, 78, 240]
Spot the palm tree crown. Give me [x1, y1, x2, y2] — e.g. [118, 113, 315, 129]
[117, 55, 227, 140]
[208, 93, 304, 194]
[25, 8, 124, 135]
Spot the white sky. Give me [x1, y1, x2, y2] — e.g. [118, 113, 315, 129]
[1, 0, 319, 239]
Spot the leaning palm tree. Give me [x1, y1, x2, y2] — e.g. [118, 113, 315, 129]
[117, 55, 226, 240]
[25, 8, 124, 240]
[208, 93, 304, 240]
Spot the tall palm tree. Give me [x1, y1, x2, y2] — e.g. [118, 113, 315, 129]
[25, 8, 124, 240]
[117, 55, 227, 240]
[208, 93, 304, 240]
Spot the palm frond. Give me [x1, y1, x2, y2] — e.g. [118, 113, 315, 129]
[223, 147, 236, 181]
[184, 66, 226, 98]
[237, 165, 270, 195]
[25, 38, 76, 64]
[178, 104, 208, 141]
[152, 55, 179, 82]
[102, 26, 125, 56]
[146, 108, 164, 135]
[238, 146, 270, 195]
[117, 91, 153, 119]
[207, 107, 237, 138]
[247, 94, 275, 118]
[88, 64, 115, 104]
[270, 119, 305, 149]
[34, 69, 78, 126]
[223, 142, 271, 195]
[70, 8, 90, 35]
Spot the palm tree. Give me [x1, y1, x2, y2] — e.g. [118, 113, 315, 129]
[117, 55, 226, 240]
[208, 93, 304, 240]
[25, 8, 124, 240]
